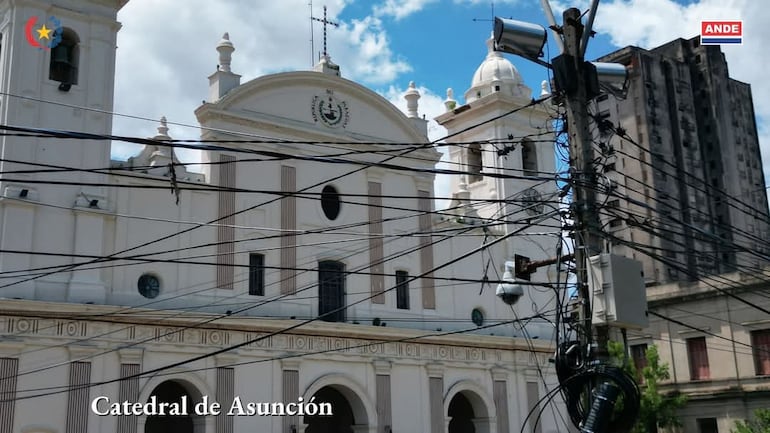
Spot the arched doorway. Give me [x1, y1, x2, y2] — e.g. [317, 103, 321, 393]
[304, 386, 355, 433]
[144, 380, 199, 433]
[444, 383, 495, 433]
[448, 392, 476, 433]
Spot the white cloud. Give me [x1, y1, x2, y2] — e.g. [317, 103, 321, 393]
[455, 0, 522, 4]
[372, 0, 522, 21]
[112, 0, 413, 162]
[373, 0, 439, 20]
[342, 16, 412, 83]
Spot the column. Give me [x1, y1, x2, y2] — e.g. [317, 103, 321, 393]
[492, 368, 510, 433]
[65, 361, 91, 433]
[0, 358, 18, 433]
[282, 360, 300, 433]
[216, 154, 236, 289]
[426, 364, 443, 433]
[374, 360, 392, 432]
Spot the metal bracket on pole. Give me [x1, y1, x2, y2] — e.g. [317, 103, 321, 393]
[580, 0, 600, 57]
[540, 0, 565, 53]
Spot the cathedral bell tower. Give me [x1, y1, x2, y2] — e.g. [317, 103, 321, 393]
[435, 36, 556, 261]
[0, 0, 128, 302]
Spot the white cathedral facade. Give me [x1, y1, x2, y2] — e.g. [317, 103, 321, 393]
[0, 1, 564, 433]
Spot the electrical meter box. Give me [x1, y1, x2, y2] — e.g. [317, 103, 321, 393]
[588, 254, 648, 330]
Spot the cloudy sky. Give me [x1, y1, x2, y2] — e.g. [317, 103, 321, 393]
[111, 0, 769, 201]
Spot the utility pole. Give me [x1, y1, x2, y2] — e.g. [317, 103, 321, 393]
[494, 3, 644, 431]
[559, 7, 608, 357]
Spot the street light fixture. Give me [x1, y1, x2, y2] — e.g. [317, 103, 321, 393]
[591, 61, 629, 98]
[493, 18, 550, 68]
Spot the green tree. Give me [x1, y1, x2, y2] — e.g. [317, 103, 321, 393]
[733, 409, 770, 433]
[608, 341, 687, 433]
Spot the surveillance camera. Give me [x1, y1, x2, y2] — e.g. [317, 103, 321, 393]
[496, 281, 523, 305]
[495, 260, 526, 305]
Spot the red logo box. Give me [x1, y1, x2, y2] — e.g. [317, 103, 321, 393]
[701, 20, 743, 45]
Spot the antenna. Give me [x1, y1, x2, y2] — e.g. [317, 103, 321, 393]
[472, 1, 495, 22]
[311, 5, 339, 59]
[309, 0, 315, 66]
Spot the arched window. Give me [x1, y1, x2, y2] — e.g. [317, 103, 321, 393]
[49, 28, 79, 90]
[467, 143, 483, 183]
[521, 138, 538, 176]
[318, 260, 345, 322]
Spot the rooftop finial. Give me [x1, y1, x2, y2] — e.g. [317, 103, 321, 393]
[157, 116, 169, 137]
[540, 80, 550, 96]
[444, 88, 457, 111]
[404, 81, 420, 118]
[217, 32, 235, 72]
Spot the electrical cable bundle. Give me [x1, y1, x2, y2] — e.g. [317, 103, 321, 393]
[554, 341, 640, 433]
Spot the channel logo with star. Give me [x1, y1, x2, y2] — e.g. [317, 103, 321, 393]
[24, 15, 63, 50]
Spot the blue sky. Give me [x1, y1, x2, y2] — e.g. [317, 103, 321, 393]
[111, 0, 769, 202]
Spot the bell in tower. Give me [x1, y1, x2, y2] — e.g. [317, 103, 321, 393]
[49, 29, 79, 91]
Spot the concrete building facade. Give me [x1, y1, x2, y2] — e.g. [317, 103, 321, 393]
[594, 36, 770, 285]
[628, 270, 770, 433]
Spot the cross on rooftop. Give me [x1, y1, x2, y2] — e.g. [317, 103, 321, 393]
[311, 5, 339, 59]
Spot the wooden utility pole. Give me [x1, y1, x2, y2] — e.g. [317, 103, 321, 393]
[561, 7, 607, 355]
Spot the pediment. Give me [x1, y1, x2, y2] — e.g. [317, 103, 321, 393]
[199, 71, 427, 144]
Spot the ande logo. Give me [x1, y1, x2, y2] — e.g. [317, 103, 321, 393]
[701, 20, 742, 45]
[24, 15, 63, 50]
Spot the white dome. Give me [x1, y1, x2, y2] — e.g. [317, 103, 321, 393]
[465, 37, 530, 103]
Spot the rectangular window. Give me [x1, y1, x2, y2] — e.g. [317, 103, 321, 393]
[521, 140, 538, 176]
[609, 218, 623, 228]
[248, 253, 265, 296]
[697, 418, 718, 433]
[630, 344, 648, 381]
[751, 329, 770, 376]
[687, 337, 710, 380]
[319, 261, 346, 322]
[395, 270, 409, 310]
[468, 144, 483, 183]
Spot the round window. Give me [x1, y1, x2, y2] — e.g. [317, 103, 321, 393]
[471, 308, 484, 327]
[138, 274, 160, 299]
[321, 185, 341, 220]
